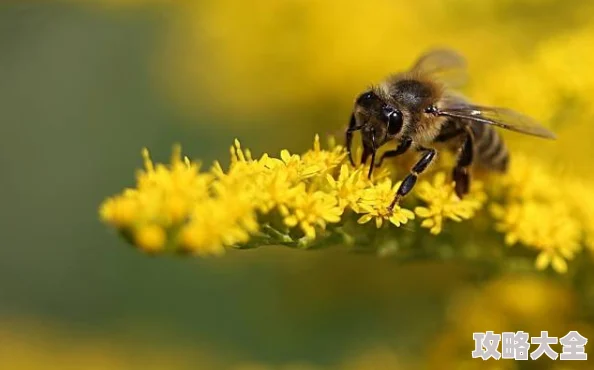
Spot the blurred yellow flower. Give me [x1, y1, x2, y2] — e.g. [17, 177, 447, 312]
[488, 153, 594, 273]
[570, 182, 594, 252]
[432, 273, 579, 370]
[179, 191, 259, 256]
[492, 201, 581, 274]
[0, 318, 225, 370]
[134, 224, 166, 252]
[99, 144, 212, 253]
[475, 26, 594, 123]
[76, 0, 594, 122]
[79, 0, 594, 174]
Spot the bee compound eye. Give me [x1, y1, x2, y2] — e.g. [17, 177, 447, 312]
[388, 110, 403, 135]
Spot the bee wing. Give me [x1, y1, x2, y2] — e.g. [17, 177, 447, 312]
[410, 49, 468, 88]
[438, 103, 557, 139]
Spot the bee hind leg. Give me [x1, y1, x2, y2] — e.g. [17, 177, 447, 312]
[452, 130, 474, 198]
[388, 147, 436, 211]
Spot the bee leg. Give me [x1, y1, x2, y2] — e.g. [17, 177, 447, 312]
[376, 136, 412, 167]
[434, 127, 464, 143]
[346, 113, 362, 166]
[452, 131, 474, 198]
[367, 149, 377, 179]
[388, 148, 436, 210]
[367, 129, 378, 179]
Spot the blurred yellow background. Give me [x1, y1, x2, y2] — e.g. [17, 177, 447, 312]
[1, 0, 594, 369]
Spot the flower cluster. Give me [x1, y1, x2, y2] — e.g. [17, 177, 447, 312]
[100, 136, 418, 254]
[100, 134, 594, 273]
[490, 155, 594, 273]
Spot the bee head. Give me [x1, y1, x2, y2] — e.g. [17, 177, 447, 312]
[353, 90, 404, 139]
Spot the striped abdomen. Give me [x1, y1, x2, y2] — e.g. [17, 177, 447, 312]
[470, 122, 509, 172]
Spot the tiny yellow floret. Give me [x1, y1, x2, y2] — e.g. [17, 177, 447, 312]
[134, 224, 166, 252]
[414, 172, 486, 235]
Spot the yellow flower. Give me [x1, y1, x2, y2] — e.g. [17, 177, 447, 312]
[215, 140, 267, 187]
[491, 201, 581, 274]
[356, 179, 415, 228]
[179, 192, 259, 256]
[280, 190, 343, 240]
[489, 153, 594, 273]
[99, 145, 211, 230]
[264, 149, 322, 182]
[414, 172, 486, 235]
[325, 164, 370, 212]
[300, 134, 346, 176]
[251, 170, 304, 214]
[495, 154, 558, 201]
[99, 195, 138, 228]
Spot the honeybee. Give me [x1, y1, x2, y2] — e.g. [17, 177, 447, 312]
[346, 49, 556, 210]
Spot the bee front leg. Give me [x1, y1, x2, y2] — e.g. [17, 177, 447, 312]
[388, 148, 436, 211]
[452, 130, 474, 198]
[346, 113, 362, 166]
[375, 136, 412, 168]
[366, 128, 378, 179]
